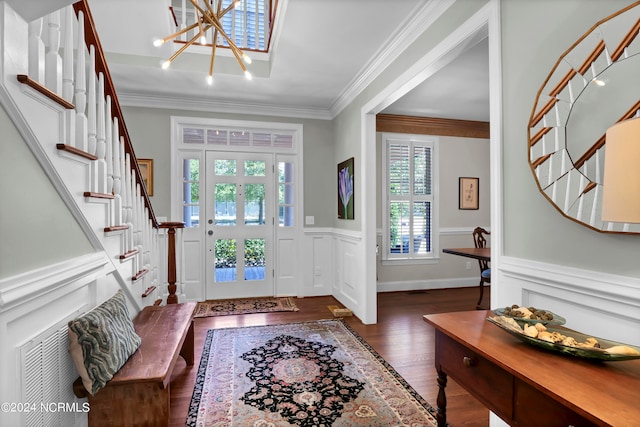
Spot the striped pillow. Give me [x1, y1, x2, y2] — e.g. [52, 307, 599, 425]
[68, 290, 141, 395]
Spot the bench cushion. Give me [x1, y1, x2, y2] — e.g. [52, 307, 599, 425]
[68, 290, 141, 396]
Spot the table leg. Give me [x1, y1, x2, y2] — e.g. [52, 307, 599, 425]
[436, 368, 447, 427]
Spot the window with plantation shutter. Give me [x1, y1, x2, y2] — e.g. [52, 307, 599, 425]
[382, 134, 438, 261]
[172, 0, 272, 52]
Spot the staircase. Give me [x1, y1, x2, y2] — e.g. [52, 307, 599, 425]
[1, 0, 184, 309]
[0, 2, 182, 424]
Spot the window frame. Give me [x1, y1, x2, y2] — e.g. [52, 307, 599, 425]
[381, 133, 439, 264]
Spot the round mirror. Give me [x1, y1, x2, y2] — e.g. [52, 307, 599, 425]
[528, 2, 640, 234]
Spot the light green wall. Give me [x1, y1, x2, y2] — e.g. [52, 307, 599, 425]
[121, 107, 335, 226]
[0, 105, 93, 278]
[502, 0, 640, 276]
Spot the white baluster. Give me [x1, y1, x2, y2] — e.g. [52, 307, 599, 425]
[135, 183, 143, 272]
[61, 8, 77, 149]
[124, 153, 134, 253]
[96, 73, 107, 194]
[144, 210, 151, 270]
[75, 11, 87, 151]
[45, 11, 62, 94]
[28, 18, 45, 83]
[112, 120, 122, 226]
[105, 96, 114, 194]
[87, 45, 97, 156]
[62, 7, 74, 102]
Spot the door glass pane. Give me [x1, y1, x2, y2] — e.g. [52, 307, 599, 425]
[413, 202, 431, 254]
[215, 239, 236, 282]
[279, 161, 294, 226]
[215, 159, 236, 176]
[215, 184, 236, 225]
[389, 201, 410, 254]
[245, 160, 266, 176]
[244, 184, 265, 225]
[244, 238, 265, 280]
[182, 158, 200, 227]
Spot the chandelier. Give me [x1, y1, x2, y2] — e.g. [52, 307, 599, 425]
[153, 0, 252, 85]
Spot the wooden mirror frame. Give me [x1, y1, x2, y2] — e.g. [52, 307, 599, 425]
[528, 2, 640, 234]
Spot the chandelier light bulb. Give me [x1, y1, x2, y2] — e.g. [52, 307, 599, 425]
[244, 70, 252, 80]
[161, 60, 171, 70]
[153, 39, 165, 47]
[242, 53, 252, 64]
[200, 35, 207, 45]
[207, 75, 213, 85]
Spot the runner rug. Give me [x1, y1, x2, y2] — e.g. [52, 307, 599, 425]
[194, 297, 299, 318]
[186, 320, 438, 427]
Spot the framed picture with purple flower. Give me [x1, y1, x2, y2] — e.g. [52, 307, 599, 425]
[338, 157, 354, 219]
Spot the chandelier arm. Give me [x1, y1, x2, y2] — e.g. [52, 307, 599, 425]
[159, 21, 200, 44]
[167, 24, 213, 63]
[209, 28, 218, 77]
[188, 0, 209, 19]
[202, 12, 245, 59]
[195, 9, 205, 41]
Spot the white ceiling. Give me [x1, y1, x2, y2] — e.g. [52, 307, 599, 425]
[85, 0, 489, 121]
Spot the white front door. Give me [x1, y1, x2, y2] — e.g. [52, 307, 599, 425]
[204, 151, 274, 299]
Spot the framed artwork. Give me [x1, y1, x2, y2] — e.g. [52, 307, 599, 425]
[138, 159, 154, 196]
[459, 177, 479, 210]
[338, 157, 354, 219]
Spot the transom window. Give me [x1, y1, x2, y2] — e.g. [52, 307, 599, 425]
[382, 133, 439, 261]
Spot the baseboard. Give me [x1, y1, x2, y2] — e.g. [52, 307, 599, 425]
[377, 277, 477, 293]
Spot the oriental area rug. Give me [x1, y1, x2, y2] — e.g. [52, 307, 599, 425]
[186, 320, 438, 427]
[194, 297, 299, 318]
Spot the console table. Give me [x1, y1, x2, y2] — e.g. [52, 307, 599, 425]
[423, 310, 640, 427]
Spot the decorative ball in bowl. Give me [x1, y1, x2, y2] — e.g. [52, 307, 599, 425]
[492, 304, 566, 326]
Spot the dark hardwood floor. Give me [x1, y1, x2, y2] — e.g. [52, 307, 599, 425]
[169, 287, 490, 426]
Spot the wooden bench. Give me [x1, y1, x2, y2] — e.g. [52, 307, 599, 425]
[73, 302, 197, 426]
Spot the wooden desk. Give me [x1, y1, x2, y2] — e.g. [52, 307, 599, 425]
[423, 310, 640, 427]
[442, 247, 490, 261]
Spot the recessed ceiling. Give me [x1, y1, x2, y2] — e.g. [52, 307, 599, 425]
[84, 0, 489, 121]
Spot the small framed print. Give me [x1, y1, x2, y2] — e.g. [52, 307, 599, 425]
[138, 158, 154, 196]
[459, 177, 479, 210]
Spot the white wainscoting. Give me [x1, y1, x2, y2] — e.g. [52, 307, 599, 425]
[0, 252, 129, 427]
[496, 256, 640, 346]
[302, 228, 365, 318]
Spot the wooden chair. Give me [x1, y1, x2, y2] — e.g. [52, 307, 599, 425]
[472, 227, 491, 309]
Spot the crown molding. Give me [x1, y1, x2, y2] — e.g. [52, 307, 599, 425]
[118, 93, 333, 120]
[116, 0, 455, 121]
[329, 0, 456, 118]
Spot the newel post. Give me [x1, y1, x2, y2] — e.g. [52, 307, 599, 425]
[159, 222, 185, 304]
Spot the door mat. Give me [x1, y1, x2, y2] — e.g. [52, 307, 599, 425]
[194, 297, 299, 318]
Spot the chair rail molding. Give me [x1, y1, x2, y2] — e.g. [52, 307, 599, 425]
[498, 255, 640, 346]
[0, 252, 111, 312]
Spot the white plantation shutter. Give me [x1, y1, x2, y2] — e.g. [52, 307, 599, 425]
[384, 135, 437, 260]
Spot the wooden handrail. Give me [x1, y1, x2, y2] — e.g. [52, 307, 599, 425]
[73, 0, 158, 229]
